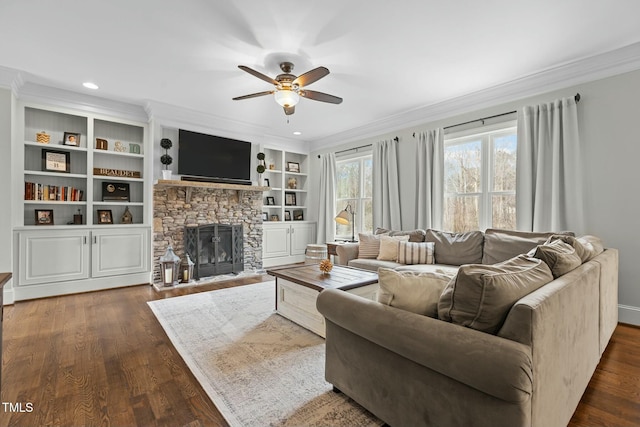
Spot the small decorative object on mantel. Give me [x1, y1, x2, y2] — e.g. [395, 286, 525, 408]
[319, 259, 333, 274]
[160, 138, 173, 179]
[256, 152, 266, 185]
[36, 131, 50, 144]
[114, 141, 127, 152]
[121, 206, 133, 224]
[96, 138, 108, 150]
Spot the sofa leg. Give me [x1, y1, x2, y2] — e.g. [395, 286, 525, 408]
[332, 386, 342, 394]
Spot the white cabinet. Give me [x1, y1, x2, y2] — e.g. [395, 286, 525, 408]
[91, 228, 149, 277]
[14, 227, 151, 300]
[19, 229, 90, 286]
[263, 222, 316, 267]
[13, 102, 152, 300]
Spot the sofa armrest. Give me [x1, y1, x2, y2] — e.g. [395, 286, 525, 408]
[334, 243, 359, 266]
[317, 289, 533, 403]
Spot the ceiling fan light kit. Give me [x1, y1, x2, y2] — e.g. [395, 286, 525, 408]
[233, 61, 342, 115]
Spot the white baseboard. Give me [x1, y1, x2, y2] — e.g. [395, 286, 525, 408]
[619, 304, 640, 326]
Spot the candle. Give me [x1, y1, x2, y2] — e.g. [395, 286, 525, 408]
[164, 266, 173, 284]
[183, 269, 188, 282]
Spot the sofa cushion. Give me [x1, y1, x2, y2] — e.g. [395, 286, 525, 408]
[377, 235, 410, 261]
[438, 255, 553, 334]
[577, 235, 604, 261]
[397, 241, 435, 265]
[375, 228, 426, 242]
[531, 240, 582, 278]
[358, 233, 385, 259]
[348, 258, 402, 272]
[395, 264, 460, 276]
[425, 229, 484, 265]
[481, 228, 574, 265]
[377, 268, 454, 317]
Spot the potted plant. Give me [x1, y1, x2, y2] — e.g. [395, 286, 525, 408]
[160, 138, 173, 179]
[256, 152, 266, 184]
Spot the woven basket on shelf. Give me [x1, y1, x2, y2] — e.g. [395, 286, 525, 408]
[36, 131, 50, 144]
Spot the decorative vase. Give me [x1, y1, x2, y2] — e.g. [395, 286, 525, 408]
[162, 169, 172, 180]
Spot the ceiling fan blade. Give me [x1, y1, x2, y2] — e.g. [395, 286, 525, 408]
[292, 66, 329, 87]
[238, 65, 278, 85]
[232, 90, 274, 101]
[300, 89, 343, 104]
[284, 105, 295, 115]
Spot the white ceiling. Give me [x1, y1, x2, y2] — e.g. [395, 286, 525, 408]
[2, 0, 640, 144]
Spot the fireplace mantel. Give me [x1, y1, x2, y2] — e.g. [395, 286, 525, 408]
[155, 179, 270, 202]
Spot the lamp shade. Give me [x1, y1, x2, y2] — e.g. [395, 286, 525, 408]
[335, 210, 350, 225]
[274, 89, 300, 107]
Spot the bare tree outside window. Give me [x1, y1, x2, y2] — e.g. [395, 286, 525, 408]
[443, 125, 517, 232]
[336, 155, 373, 238]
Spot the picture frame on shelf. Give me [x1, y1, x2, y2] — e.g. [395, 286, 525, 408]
[285, 192, 297, 206]
[264, 178, 270, 187]
[266, 196, 275, 205]
[63, 132, 80, 147]
[262, 212, 268, 221]
[102, 182, 130, 202]
[35, 209, 54, 225]
[270, 214, 280, 222]
[293, 209, 304, 221]
[97, 209, 113, 224]
[42, 149, 70, 173]
[286, 162, 300, 173]
[284, 210, 291, 221]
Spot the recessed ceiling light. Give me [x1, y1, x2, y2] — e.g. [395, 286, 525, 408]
[83, 82, 99, 90]
[293, 131, 302, 135]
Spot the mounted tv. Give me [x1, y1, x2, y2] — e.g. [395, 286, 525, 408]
[178, 129, 252, 185]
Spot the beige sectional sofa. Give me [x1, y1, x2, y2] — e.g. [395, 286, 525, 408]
[317, 228, 618, 427]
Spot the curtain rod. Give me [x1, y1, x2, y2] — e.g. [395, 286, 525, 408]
[318, 136, 398, 158]
[413, 93, 581, 137]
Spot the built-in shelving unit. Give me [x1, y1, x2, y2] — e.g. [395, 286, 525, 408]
[13, 102, 152, 301]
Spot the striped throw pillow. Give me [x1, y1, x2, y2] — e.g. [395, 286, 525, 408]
[398, 241, 435, 265]
[358, 233, 386, 259]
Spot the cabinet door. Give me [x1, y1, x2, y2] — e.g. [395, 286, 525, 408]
[19, 230, 90, 286]
[91, 227, 150, 277]
[290, 223, 316, 256]
[263, 224, 291, 258]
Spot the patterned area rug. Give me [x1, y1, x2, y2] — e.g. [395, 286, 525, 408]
[147, 281, 382, 427]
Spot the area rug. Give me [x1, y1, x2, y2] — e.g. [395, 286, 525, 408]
[147, 281, 382, 427]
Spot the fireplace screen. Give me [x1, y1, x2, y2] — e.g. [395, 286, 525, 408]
[184, 224, 243, 279]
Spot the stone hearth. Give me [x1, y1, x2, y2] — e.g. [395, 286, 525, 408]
[153, 181, 266, 283]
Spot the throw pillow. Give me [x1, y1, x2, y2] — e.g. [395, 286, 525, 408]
[482, 228, 574, 265]
[397, 241, 435, 265]
[375, 228, 427, 242]
[357, 233, 386, 259]
[438, 255, 553, 334]
[531, 239, 582, 278]
[377, 235, 410, 261]
[377, 268, 454, 317]
[425, 229, 484, 265]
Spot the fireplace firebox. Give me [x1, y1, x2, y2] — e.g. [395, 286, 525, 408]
[184, 224, 243, 279]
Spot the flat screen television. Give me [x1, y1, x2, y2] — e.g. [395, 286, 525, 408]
[178, 129, 252, 185]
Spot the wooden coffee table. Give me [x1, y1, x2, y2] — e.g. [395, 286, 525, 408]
[267, 264, 379, 338]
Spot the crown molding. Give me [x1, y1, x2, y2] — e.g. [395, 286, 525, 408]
[309, 41, 640, 151]
[0, 66, 24, 97]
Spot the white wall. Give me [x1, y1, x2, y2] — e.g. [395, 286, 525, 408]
[309, 69, 640, 325]
[0, 88, 14, 302]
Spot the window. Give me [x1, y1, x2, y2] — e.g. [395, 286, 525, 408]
[443, 122, 517, 232]
[335, 154, 373, 239]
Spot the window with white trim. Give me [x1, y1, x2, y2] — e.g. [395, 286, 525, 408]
[443, 121, 517, 232]
[335, 154, 373, 239]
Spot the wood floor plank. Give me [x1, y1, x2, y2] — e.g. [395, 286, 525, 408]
[1, 276, 638, 426]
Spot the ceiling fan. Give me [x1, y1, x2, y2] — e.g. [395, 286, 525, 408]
[232, 62, 342, 115]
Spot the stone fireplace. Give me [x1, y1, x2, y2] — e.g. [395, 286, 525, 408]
[153, 181, 266, 283]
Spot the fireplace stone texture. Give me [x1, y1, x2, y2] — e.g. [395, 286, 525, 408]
[153, 186, 263, 283]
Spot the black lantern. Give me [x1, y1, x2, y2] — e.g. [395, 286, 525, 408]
[159, 245, 180, 286]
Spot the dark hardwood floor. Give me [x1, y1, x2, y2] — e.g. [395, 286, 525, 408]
[1, 277, 639, 427]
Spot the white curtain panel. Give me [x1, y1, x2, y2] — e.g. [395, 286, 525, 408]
[516, 96, 585, 233]
[373, 139, 402, 230]
[416, 128, 444, 230]
[316, 152, 337, 243]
